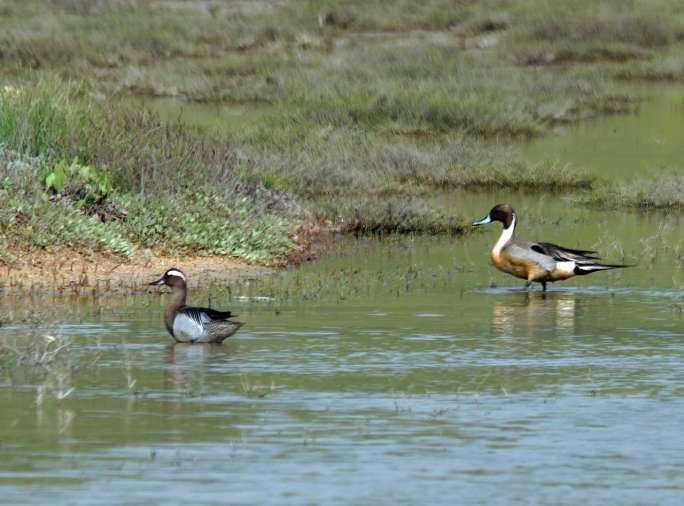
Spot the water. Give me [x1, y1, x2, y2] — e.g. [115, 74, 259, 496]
[3, 87, 684, 504]
[522, 84, 684, 180]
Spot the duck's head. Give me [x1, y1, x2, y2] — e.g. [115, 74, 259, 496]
[473, 203, 515, 228]
[149, 268, 187, 288]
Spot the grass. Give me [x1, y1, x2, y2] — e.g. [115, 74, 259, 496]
[581, 176, 684, 210]
[0, 1, 682, 265]
[236, 129, 594, 197]
[115, 191, 292, 262]
[502, 0, 684, 65]
[327, 196, 470, 235]
[614, 50, 684, 82]
[0, 73, 600, 262]
[0, 82, 296, 264]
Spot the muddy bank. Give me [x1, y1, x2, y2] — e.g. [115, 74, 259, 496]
[0, 248, 272, 295]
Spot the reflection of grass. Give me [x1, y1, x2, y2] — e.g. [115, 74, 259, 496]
[0, 330, 99, 404]
[239, 374, 283, 398]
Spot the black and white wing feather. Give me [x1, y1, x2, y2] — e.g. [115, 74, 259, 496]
[530, 241, 600, 262]
[183, 307, 234, 321]
[530, 241, 630, 274]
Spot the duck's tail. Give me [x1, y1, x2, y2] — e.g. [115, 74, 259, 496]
[208, 320, 244, 344]
[573, 262, 631, 275]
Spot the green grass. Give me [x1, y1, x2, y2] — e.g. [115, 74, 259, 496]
[115, 191, 292, 262]
[0, 82, 296, 264]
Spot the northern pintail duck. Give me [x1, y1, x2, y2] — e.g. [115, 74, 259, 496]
[473, 204, 629, 291]
[149, 268, 243, 343]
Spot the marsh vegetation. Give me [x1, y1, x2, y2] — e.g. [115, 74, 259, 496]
[3, 2, 684, 502]
[1, 0, 682, 269]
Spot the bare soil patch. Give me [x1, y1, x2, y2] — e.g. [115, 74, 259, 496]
[0, 248, 271, 295]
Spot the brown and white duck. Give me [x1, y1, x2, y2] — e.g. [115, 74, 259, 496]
[149, 268, 243, 343]
[473, 204, 630, 291]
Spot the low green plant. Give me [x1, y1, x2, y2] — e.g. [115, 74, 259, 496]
[0, 187, 135, 257]
[42, 159, 112, 207]
[114, 191, 293, 263]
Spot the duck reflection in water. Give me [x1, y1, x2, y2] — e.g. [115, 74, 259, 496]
[490, 292, 578, 337]
[164, 342, 233, 393]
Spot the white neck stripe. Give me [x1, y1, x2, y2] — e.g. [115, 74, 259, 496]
[493, 214, 515, 255]
[167, 269, 186, 281]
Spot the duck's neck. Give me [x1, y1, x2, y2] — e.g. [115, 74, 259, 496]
[493, 214, 516, 255]
[164, 284, 187, 335]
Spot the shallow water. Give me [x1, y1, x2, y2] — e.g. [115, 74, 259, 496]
[522, 84, 684, 180]
[3, 87, 684, 504]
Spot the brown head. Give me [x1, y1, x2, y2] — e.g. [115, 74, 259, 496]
[472, 204, 515, 229]
[149, 268, 187, 289]
[149, 268, 187, 336]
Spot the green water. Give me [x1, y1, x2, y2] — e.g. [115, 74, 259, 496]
[136, 97, 275, 137]
[3, 88, 684, 504]
[522, 85, 684, 180]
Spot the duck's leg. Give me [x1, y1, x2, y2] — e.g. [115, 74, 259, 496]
[541, 281, 547, 292]
[524, 280, 532, 290]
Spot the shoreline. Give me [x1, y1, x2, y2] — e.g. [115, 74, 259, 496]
[0, 248, 273, 296]
[0, 226, 331, 296]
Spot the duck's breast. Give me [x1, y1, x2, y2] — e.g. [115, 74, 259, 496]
[492, 247, 530, 279]
[172, 312, 209, 342]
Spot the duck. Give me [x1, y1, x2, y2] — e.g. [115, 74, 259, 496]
[149, 268, 243, 343]
[473, 204, 629, 291]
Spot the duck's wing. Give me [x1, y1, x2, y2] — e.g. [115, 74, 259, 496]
[180, 306, 234, 322]
[506, 241, 557, 271]
[529, 241, 600, 262]
[206, 320, 244, 343]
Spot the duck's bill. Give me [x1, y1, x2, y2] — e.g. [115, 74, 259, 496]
[472, 214, 492, 226]
[149, 276, 165, 286]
